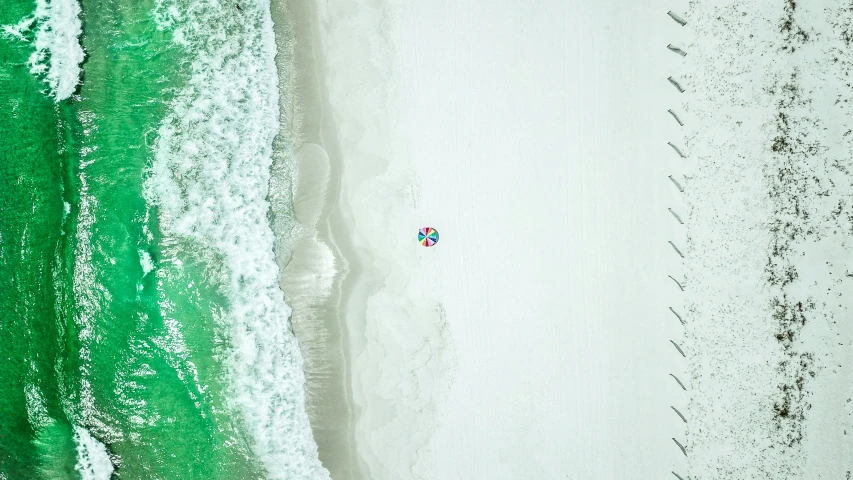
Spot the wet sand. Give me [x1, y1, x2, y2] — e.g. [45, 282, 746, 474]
[269, 1, 365, 478]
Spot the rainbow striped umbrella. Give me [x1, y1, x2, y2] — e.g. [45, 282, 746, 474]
[418, 227, 439, 247]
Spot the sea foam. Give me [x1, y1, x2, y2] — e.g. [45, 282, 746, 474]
[73, 426, 114, 480]
[28, 0, 85, 101]
[146, 1, 329, 478]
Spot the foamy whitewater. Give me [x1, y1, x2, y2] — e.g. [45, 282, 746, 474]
[18, 0, 85, 101]
[146, 1, 329, 478]
[73, 426, 114, 480]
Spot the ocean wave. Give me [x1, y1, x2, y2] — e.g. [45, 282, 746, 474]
[145, 0, 329, 478]
[23, 0, 86, 101]
[24, 382, 51, 430]
[71, 125, 102, 439]
[73, 426, 114, 480]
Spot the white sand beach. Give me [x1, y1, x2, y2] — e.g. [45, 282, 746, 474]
[275, 0, 853, 478]
[293, 0, 687, 478]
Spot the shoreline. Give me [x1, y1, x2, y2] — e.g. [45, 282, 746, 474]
[277, 1, 459, 478]
[269, 0, 366, 478]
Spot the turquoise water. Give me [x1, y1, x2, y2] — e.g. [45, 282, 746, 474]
[0, 0, 326, 478]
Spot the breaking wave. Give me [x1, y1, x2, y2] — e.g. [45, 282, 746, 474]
[145, 0, 329, 478]
[73, 426, 114, 480]
[6, 0, 87, 100]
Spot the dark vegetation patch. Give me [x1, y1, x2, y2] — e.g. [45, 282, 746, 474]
[763, 67, 825, 450]
[765, 89, 810, 287]
[770, 296, 811, 351]
[772, 351, 814, 447]
[764, 72, 828, 282]
[768, 296, 816, 448]
[843, 28, 853, 47]
[779, 0, 810, 50]
[840, 5, 853, 47]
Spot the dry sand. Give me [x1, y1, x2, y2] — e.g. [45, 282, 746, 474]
[297, 0, 687, 478]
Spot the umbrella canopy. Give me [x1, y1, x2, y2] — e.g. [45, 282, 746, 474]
[418, 227, 439, 247]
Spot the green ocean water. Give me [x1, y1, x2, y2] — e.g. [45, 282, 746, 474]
[0, 0, 69, 474]
[0, 0, 326, 478]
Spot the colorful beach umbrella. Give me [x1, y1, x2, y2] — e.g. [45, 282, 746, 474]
[418, 227, 439, 247]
